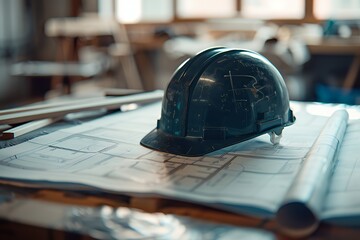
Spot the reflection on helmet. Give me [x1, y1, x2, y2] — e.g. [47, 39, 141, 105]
[141, 47, 295, 156]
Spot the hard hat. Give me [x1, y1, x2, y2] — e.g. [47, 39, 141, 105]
[141, 47, 295, 156]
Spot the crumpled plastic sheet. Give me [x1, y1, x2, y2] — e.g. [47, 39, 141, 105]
[66, 206, 274, 240]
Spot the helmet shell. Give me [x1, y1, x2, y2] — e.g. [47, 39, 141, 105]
[141, 47, 295, 156]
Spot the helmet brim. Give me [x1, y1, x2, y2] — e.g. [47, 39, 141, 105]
[140, 128, 262, 157]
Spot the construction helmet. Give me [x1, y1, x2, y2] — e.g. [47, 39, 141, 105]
[141, 47, 295, 156]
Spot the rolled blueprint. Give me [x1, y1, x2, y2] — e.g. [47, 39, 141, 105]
[276, 110, 348, 237]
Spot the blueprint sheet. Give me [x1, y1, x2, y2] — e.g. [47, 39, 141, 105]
[322, 119, 360, 222]
[0, 101, 350, 217]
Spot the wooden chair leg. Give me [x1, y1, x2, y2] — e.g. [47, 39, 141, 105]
[343, 54, 360, 90]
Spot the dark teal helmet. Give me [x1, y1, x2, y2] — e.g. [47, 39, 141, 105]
[141, 47, 295, 156]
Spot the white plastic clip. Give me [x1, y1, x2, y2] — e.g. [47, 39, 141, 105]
[269, 132, 282, 145]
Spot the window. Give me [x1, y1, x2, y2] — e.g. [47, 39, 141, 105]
[241, 0, 305, 19]
[99, 0, 360, 24]
[314, 0, 360, 19]
[114, 0, 173, 23]
[176, 0, 237, 18]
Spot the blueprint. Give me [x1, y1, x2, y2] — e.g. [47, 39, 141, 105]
[322, 119, 360, 222]
[0, 101, 357, 219]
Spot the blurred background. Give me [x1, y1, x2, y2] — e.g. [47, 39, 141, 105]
[1, 0, 360, 109]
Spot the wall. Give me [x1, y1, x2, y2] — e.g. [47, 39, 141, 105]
[0, 0, 70, 108]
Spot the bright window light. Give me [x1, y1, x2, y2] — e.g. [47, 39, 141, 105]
[177, 0, 237, 18]
[98, 0, 114, 18]
[116, 0, 142, 23]
[241, 0, 305, 19]
[314, 0, 360, 19]
[115, 0, 173, 23]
